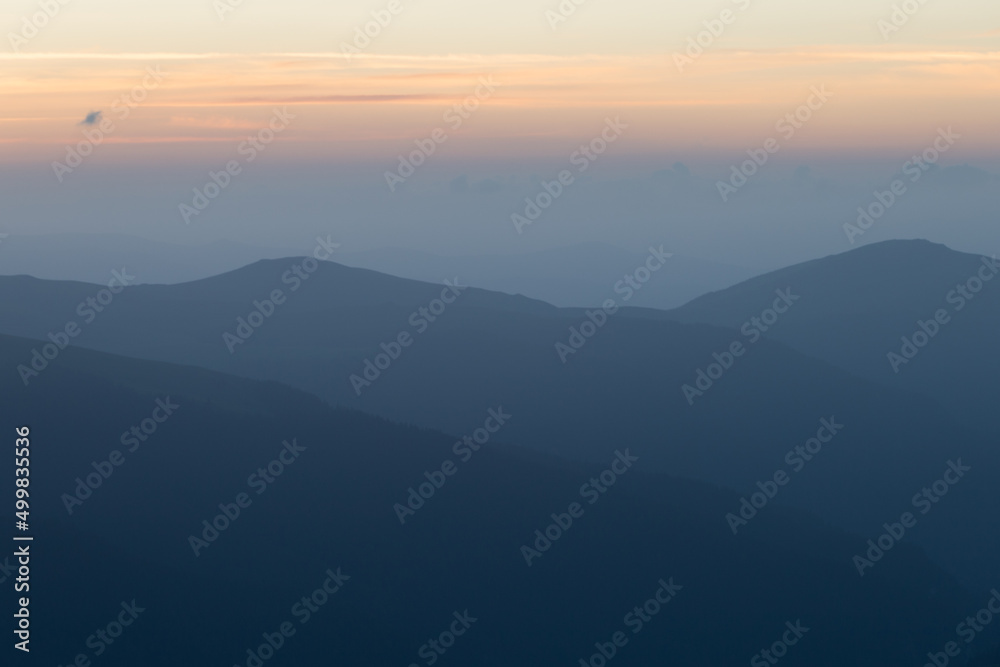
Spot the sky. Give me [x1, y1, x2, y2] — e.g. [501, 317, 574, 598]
[0, 0, 998, 268]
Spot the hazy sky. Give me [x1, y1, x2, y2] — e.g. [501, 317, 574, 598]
[4, 0, 998, 53]
[1, 0, 998, 267]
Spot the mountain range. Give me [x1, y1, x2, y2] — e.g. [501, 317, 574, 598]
[0, 332, 978, 666]
[0, 232, 758, 308]
[3, 237, 998, 663]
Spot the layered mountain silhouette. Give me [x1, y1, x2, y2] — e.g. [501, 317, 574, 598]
[0, 333, 979, 666]
[1, 240, 997, 595]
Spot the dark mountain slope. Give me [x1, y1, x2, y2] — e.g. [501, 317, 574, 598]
[660, 239, 1000, 432]
[0, 333, 978, 666]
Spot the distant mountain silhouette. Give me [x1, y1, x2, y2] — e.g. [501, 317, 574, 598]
[0, 232, 287, 285]
[662, 239, 1000, 433]
[0, 333, 974, 666]
[336, 243, 758, 309]
[0, 233, 757, 308]
[1, 247, 998, 591]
